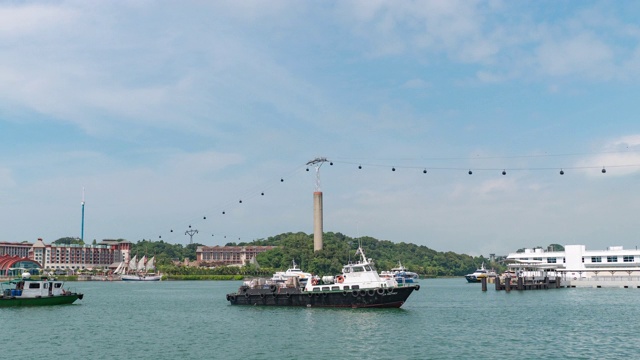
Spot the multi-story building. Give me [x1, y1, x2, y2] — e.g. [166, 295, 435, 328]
[196, 245, 277, 266]
[0, 238, 131, 272]
[0, 242, 32, 257]
[506, 244, 640, 287]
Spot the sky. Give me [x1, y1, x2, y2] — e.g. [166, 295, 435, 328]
[2, 1, 640, 256]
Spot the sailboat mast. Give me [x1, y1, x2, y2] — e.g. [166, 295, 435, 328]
[81, 187, 85, 242]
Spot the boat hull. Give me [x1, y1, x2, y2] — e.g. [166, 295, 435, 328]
[465, 275, 480, 283]
[121, 275, 162, 281]
[226, 285, 419, 308]
[0, 293, 83, 307]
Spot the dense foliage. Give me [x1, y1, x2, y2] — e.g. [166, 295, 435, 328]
[59, 233, 564, 277]
[233, 232, 497, 277]
[53, 237, 85, 245]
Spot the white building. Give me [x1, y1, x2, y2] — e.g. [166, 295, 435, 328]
[506, 245, 640, 288]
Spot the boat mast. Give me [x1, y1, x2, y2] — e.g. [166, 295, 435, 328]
[81, 187, 85, 242]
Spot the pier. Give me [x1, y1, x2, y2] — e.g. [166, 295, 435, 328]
[481, 275, 562, 291]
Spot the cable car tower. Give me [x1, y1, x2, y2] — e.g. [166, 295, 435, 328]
[185, 225, 199, 244]
[306, 157, 327, 252]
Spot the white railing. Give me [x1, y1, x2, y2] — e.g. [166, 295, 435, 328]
[587, 276, 640, 282]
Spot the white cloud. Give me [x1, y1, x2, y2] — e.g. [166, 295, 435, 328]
[535, 33, 614, 79]
[575, 135, 640, 176]
[402, 78, 429, 89]
[0, 3, 78, 37]
[0, 167, 15, 189]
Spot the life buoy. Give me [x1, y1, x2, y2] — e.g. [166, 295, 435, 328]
[286, 292, 291, 298]
[311, 278, 319, 286]
[414, 284, 420, 291]
[359, 289, 366, 297]
[260, 293, 266, 299]
[226, 294, 230, 301]
[342, 291, 348, 297]
[230, 295, 236, 301]
[376, 288, 385, 296]
[352, 290, 359, 297]
[367, 289, 376, 297]
[270, 285, 277, 292]
[244, 292, 250, 299]
[336, 275, 344, 283]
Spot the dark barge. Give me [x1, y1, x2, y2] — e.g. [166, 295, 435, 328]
[227, 283, 419, 308]
[226, 246, 420, 308]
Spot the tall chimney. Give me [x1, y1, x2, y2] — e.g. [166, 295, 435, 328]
[306, 157, 328, 252]
[313, 191, 323, 251]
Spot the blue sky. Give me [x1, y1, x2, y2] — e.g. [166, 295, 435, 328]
[2, 1, 640, 256]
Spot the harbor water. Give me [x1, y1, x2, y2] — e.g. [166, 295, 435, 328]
[1, 278, 638, 359]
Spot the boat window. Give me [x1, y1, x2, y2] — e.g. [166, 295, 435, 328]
[322, 287, 330, 291]
[364, 265, 371, 271]
[331, 286, 339, 291]
[351, 285, 359, 290]
[28, 283, 40, 289]
[313, 288, 321, 292]
[353, 266, 364, 273]
[54, 283, 63, 288]
[343, 286, 349, 290]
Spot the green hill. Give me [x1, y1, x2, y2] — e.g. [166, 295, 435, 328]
[118, 232, 502, 277]
[230, 232, 497, 277]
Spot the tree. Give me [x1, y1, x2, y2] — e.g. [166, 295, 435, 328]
[53, 237, 84, 245]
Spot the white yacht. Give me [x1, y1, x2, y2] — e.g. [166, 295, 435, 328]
[270, 260, 312, 284]
[380, 261, 419, 285]
[464, 262, 496, 283]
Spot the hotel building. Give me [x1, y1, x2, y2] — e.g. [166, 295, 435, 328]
[0, 238, 131, 272]
[196, 245, 277, 266]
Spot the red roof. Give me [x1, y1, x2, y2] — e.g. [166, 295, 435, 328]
[0, 254, 41, 271]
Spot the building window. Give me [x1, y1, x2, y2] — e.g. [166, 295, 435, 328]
[591, 256, 602, 263]
[547, 258, 557, 263]
[624, 256, 634, 262]
[607, 256, 618, 263]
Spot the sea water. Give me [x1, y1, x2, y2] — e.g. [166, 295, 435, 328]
[1, 279, 638, 360]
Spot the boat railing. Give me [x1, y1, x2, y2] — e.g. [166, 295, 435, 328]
[587, 276, 640, 282]
[65, 286, 80, 295]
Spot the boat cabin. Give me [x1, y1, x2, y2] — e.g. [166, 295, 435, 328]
[1, 275, 68, 298]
